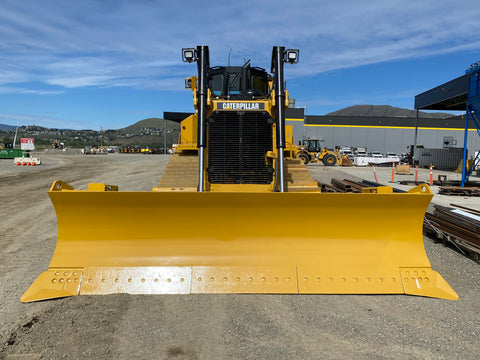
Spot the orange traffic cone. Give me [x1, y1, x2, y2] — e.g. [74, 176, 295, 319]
[429, 164, 433, 185]
[372, 165, 379, 183]
[390, 162, 395, 182]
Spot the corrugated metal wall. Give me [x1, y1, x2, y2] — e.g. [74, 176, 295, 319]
[417, 148, 464, 170]
[284, 110, 480, 162]
[303, 125, 479, 157]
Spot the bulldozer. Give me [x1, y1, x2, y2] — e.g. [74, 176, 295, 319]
[21, 46, 458, 302]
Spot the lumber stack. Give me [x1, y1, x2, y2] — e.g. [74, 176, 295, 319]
[424, 204, 480, 262]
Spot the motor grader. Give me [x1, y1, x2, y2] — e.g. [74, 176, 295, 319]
[21, 46, 457, 302]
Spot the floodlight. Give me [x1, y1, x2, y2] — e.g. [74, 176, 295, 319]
[182, 48, 197, 63]
[285, 49, 299, 64]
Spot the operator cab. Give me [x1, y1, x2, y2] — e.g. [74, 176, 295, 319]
[208, 61, 271, 100]
[303, 139, 323, 152]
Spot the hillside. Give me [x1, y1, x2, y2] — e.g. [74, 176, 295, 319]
[107, 118, 181, 147]
[0, 124, 17, 131]
[0, 106, 457, 149]
[0, 118, 182, 149]
[326, 105, 455, 118]
[119, 118, 181, 132]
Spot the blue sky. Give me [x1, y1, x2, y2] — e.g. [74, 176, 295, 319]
[0, 0, 479, 130]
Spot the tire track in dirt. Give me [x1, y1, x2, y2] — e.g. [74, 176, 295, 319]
[0, 153, 169, 356]
[1, 295, 131, 360]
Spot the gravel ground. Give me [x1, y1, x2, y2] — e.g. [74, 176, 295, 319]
[1, 152, 479, 360]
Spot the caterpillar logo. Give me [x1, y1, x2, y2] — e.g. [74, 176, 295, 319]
[219, 102, 265, 110]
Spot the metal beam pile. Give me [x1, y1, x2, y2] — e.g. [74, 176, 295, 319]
[438, 186, 480, 196]
[317, 178, 368, 193]
[319, 179, 407, 193]
[424, 204, 480, 262]
[319, 179, 480, 261]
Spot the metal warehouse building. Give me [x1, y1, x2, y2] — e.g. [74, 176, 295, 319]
[286, 108, 479, 156]
[287, 62, 480, 181]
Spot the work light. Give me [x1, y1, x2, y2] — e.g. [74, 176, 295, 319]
[285, 49, 299, 64]
[182, 48, 197, 63]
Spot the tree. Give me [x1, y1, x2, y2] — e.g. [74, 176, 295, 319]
[2, 136, 13, 145]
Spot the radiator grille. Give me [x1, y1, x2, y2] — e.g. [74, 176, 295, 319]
[207, 111, 273, 184]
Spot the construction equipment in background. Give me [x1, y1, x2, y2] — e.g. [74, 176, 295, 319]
[82, 146, 93, 155]
[52, 140, 65, 150]
[96, 146, 108, 154]
[455, 158, 474, 174]
[124, 146, 163, 154]
[295, 138, 340, 166]
[337, 155, 353, 166]
[21, 46, 458, 302]
[82, 146, 109, 155]
[119, 146, 143, 153]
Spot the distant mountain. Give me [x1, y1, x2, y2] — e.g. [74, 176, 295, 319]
[326, 105, 455, 118]
[0, 123, 17, 131]
[118, 118, 181, 132]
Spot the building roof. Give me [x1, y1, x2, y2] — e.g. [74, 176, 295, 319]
[414, 74, 468, 111]
[163, 112, 193, 123]
[305, 115, 472, 130]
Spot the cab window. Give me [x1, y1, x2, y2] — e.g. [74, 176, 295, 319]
[252, 75, 268, 95]
[209, 75, 223, 96]
[228, 73, 241, 95]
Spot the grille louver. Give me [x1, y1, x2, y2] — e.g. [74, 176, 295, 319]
[207, 111, 273, 184]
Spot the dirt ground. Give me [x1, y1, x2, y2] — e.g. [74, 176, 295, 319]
[1, 151, 479, 360]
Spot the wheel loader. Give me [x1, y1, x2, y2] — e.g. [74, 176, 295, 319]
[21, 46, 458, 302]
[295, 138, 339, 166]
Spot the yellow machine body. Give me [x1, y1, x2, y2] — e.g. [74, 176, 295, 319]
[21, 182, 457, 302]
[22, 46, 457, 302]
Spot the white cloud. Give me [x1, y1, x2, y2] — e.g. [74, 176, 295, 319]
[46, 75, 116, 88]
[0, 0, 479, 91]
[0, 85, 63, 95]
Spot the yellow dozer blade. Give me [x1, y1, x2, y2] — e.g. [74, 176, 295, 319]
[21, 181, 458, 302]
